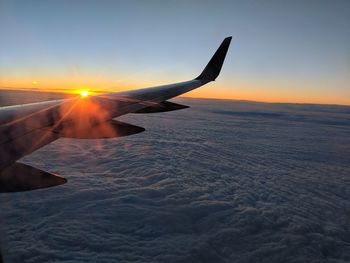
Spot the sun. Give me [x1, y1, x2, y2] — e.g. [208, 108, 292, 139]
[80, 90, 89, 98]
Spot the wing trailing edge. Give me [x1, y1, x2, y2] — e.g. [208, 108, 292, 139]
[0, 162, 67, 193]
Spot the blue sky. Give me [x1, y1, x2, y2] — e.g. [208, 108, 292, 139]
[1, 0, 349, 104]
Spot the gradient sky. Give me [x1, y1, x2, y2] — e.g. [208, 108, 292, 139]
[1, 0, 349, 105]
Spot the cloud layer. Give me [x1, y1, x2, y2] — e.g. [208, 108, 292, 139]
[1, 98, 350, 262]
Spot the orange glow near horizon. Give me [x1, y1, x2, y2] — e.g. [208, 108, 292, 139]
[183, 88, 350, 106]
[1, 79, 349, 106]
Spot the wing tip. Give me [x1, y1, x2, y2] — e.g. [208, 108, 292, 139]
[195, 36, 232, 81]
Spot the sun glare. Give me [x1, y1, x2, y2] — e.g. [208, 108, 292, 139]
[80, 90, 89, 98]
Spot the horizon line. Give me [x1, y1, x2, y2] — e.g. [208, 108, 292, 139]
[0, 86, 349, 107]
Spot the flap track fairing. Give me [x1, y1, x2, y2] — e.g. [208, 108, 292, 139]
[133, 101, 189, 114]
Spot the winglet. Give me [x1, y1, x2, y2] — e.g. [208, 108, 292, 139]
[195, 36, 232, 81]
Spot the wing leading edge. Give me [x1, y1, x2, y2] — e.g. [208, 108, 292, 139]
[0, 36, 232, 193]
[99, 36, 232, 104]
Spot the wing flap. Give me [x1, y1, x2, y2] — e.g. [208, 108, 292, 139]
[0, 162, 67, 193]
[133, 101, 189, 114]
[50, 120, 145, 139]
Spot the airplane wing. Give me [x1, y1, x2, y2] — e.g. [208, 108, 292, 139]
[0, 36, 232, 193]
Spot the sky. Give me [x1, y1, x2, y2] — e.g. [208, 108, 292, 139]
[0, 0, 349, 105]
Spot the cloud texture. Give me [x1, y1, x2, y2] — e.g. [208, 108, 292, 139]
[1, 98, 350, 262]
